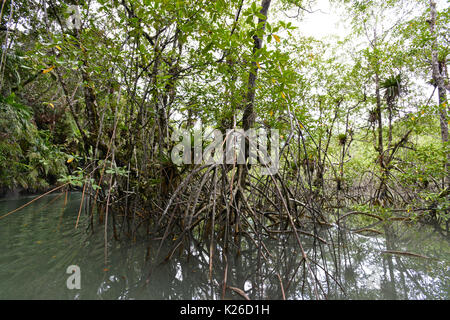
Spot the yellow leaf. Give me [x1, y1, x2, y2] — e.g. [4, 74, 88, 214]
[67, 157, 74, 164]
[281, 92, 286, 99]
[42, 65, 55, 74]
[271, 78, 276, 84]
[256, 61, 261, 69]
[273, 34, 280, 43]
[49, 103, 54, 109]
[55, 45, 62, 51]
[269, 111, 274, 116]
[411, 116, 415, 121]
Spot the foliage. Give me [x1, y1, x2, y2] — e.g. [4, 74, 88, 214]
[0, 94, 68, 192]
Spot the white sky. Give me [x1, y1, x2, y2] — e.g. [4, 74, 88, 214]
[297, 0, 347, 39]
[298, 0, 449, 39]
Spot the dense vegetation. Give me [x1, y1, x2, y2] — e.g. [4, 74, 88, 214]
[0, 0, 448, 298]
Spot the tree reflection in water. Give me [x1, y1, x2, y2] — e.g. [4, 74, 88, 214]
[109, 222, 448, 300]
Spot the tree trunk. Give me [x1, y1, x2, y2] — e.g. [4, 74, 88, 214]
[375, 69, 388, 200]
[240, 0, 271, 178]
[429, 0, 449, 187]
[375, 72, 384, 159]
[235, 0, 271, 243]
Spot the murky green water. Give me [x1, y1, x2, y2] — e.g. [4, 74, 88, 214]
[0, 192, 449, 299]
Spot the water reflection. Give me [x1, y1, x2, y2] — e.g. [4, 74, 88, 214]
[0, 193, 448, 299]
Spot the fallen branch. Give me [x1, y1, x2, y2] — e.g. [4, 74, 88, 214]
[0, 183, 70, 220]
[353, 228, 383, 235]
[381, 250, 431, 259]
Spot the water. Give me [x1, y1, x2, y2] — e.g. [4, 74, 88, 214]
[0, 192, 449, 299]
